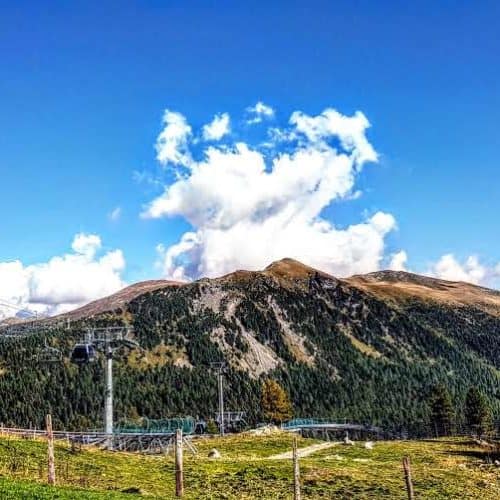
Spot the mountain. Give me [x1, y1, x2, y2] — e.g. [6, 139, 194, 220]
[348, 270, 500, 316]
[61, 279, 182, 320]
[0, 258, 499, 433]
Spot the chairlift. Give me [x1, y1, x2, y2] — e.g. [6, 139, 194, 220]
[70, 343, 97, 365]
[37, 346, 63, 363]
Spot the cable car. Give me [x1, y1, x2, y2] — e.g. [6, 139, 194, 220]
[71, 343, 97, 365]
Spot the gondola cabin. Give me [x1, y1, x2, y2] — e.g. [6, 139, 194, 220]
[71, 343, 97, 365]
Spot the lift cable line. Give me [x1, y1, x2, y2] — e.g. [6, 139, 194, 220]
[35, 342, 64, 364]
[0, 319, 65, 339]
[0, 299, 38, 319]
[0, 299, 32, 312]
[0, 300, 65, 362]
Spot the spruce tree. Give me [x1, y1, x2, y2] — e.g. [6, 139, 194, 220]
[429, 384, 455, 437]
[464, 387, 491, 438]
[206, 419, 219, 434]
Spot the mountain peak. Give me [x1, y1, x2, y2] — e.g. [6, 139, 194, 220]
[216, 258, 335, 285]
[263, 258, 330, 279]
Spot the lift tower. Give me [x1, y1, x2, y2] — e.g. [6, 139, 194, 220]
[210, 362, 226, 436]
[72, 326, 139, 449]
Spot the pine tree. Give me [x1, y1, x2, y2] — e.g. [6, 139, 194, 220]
[464, 387, 491, 438]
[261, 379, 293, 423]
[429, 384, 455, 437]
[206, 419, 219, 434]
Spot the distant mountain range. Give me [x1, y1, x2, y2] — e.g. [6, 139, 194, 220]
[1, 258, 499, 431]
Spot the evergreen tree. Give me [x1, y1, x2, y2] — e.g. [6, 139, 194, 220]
[464, 387, 491, 438]
[206, 419, 219, 434]
[429, 384, 455, 436]
[261, 379, 293, 424]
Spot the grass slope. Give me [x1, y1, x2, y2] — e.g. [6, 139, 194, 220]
[0, 433, 498, 499]
[0, 477, 126, 499]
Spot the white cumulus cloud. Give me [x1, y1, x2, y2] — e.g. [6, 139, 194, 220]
[155, 109, 192, 166]
[246, 101, 274, 124]
[71, 233, 101, 258]
[388, 250, 408, 271]
[427, 254, 488, 285]
[383, 250, 500, 288]
[290, 109, 378, 166]
[202, 113, 230, 141]
[0, 261, 30, 314]
[0, 233, 126, 319]
[145, 104, 396, 280]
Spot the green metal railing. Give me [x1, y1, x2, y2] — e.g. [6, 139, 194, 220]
[282, 418, 329, 428]
[116, 417, 196, 435]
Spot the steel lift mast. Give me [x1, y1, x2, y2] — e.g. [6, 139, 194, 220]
[78, 326, 140, 448]
[210, 362, 226, 436]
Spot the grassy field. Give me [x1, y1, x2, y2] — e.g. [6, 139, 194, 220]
[0, 432, 498, 499]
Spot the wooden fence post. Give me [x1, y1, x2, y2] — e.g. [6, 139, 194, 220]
[293, 435, 301, 500]
[402, 456, 414, 500]
[46, 414, 56, 485]
[175, 429, 184, 497]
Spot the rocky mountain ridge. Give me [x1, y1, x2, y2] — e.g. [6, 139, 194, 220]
[0, 258, 499, 431]
[54, 258, 500, 321]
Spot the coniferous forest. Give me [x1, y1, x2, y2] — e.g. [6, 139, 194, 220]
[0, 260, 499, 435]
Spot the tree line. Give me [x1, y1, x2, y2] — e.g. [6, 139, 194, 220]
[0, 272, 499, 437]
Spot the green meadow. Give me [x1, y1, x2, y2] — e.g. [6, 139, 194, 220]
[0, 433, 498, 499]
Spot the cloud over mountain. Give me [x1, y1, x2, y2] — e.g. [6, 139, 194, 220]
[388, 250, 500, 288]
[145, 105, 396, 280]
[0, 233, 126, 318]
[427, 254, 500, 286]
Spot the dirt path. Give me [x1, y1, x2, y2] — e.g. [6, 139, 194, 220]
[267, 441, 338, 460]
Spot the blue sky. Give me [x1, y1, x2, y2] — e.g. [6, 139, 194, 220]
[1, 0, 499, 314]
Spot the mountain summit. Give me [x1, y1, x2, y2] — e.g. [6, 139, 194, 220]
[59, 259, 500, 321]
[0, 259, 499, 431]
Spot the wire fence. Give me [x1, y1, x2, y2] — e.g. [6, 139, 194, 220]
[0, 423, 499, 499]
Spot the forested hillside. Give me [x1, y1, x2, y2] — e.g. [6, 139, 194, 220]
[0, 259, 499, 433]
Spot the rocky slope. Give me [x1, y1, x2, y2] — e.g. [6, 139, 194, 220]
[0, 258, 499, 432]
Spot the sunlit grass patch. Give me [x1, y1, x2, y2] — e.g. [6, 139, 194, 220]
[0, 434, 499, 498]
